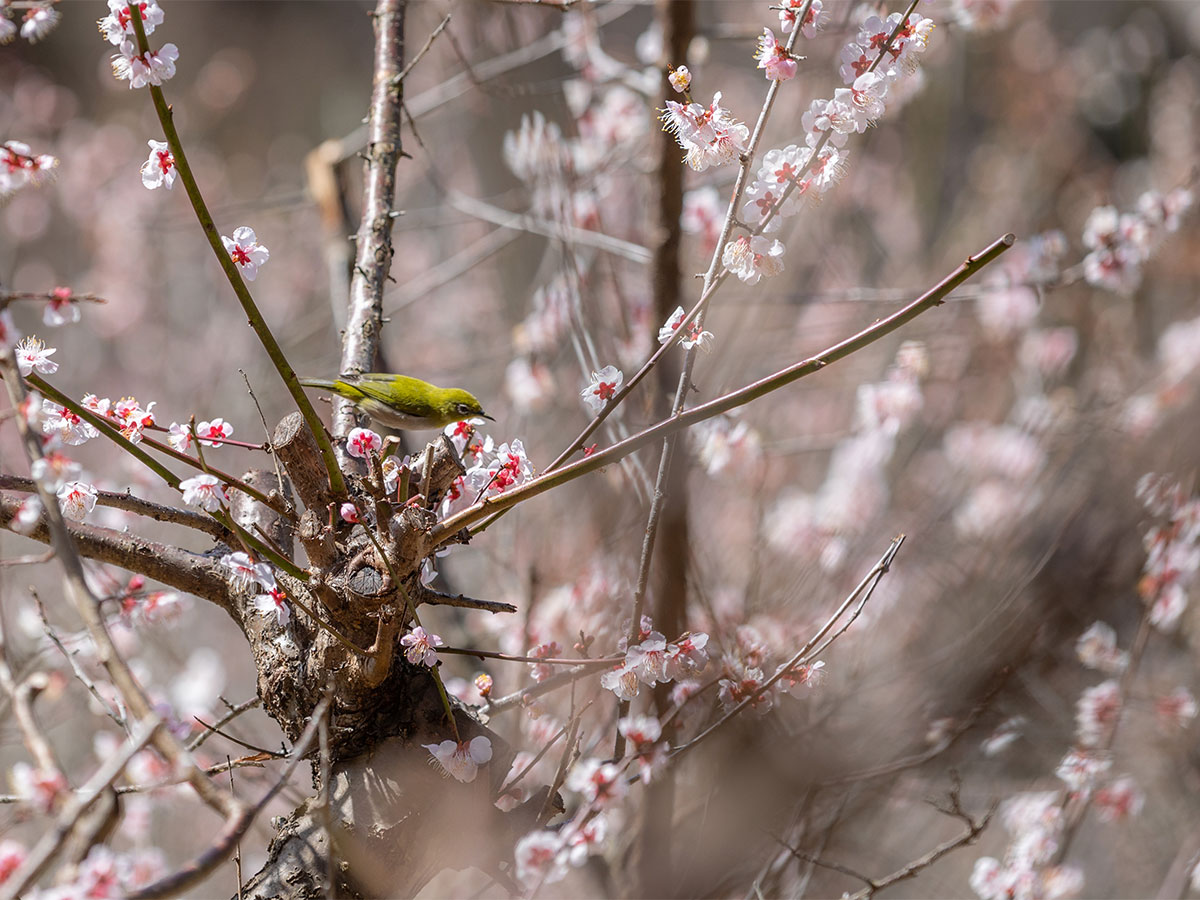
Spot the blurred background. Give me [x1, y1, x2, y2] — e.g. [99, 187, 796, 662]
[2, 0, 1199, 896]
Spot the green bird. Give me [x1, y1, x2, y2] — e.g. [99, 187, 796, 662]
[300, 373, 492, 430]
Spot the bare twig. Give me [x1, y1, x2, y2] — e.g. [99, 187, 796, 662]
[0, 473, 232, 542]
[433, 233, 1015, 543]
[126, 692, 332, 900]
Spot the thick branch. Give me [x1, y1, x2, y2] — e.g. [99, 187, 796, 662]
[334, 0, 407, 443]
[0, 495, 236, 614]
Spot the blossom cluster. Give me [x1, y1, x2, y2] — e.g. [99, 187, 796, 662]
[440, 422, 534, 518]
[0, 4, 60, 45]
[1081, 188, 1193, 295]
[600, 625, 709, 702]
[0, 141, 59, 204]
[767, 342, 928, 571]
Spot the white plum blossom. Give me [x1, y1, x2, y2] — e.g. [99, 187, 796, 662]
[15, 336, 57, 377]
[253, 589, 291, 627]
[1075, 681, 1121, 748]
[346, 427, 383, 459]
[668, 65, 690, 93]
[690, 417, 761, 476]
[566, 758, 627, 807]
[179, 474, 228, 512]
[657, 306, 713, 352]
[195, 418, 233, 447]
[42, 401, 99, 446]
[423, 735, 492, 783]
[581, 366, 623, 413]
[400, 626, 444, 667]
[755, 28, 797, 81]
[57, 481, 98, 521]
[166, 422, 193, 453]
[140, 139, 176, 189]
[111, 40, 179, 89]
[221, 226, 270, 281]
[10, 496, 43, 535]
[722, 235, 785, 284]
[779, 0, 825, 37]
[43, 289, 81, 327]
[660, 92, 749, 172]
[515, 830, 568, 888]
[1074, 622, 1127, 674]
[20, 7, 60, 43]
[97, 0, 165, 44]
[220, 552, 276, 592]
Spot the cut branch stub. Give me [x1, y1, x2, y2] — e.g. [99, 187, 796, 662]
[273, 412, 337, 515]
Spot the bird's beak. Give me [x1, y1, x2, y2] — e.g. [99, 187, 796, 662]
[481, 412, 495, 421]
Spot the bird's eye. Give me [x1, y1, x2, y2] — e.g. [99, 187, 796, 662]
[456, 403, 472, 415]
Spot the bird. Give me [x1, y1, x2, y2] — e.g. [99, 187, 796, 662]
[299, 373, 492, 430]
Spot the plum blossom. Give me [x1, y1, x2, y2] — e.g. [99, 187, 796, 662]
[1074, 622, 1127, 674]
[1155, 687, 1197, 730]
[1075, 680, 1121, 747]
[179, 474, 228, 512]
[515, 830, 568, 888]
[0, 838, 26, 883]
[220, 552, 276, 592]
[111, 40, 179, 88]
[657, 306, 713, 352]
[42, 402, 99, 446]
[43, 288, 81, 327]
[528, 641, 562, 683]
[718, 664, 773, 714]
[668, 65, 690, 93]
[166, 422, 192, 453]
[581, 366, 622, 413]
[195, 418, 233, 447]
[780, 0, 825, 38]
[660, 92, 749, 172]
[346, 427, 383, 459]
[423, 735, 492, 783]
[57, 481, 98, 521]
[481, 440, 533, 496]
[97, 0, 165, 44]
[339, 502, 360, 524]
[253, 588, 290, 627]
[400, 626, 444, 667]
[1055, 748, 1111, 793]
[15, 336, 57, 377]
[1093, 776, 1144, 822]
[221, 227, 270, 281]
[141, 139, 176, 190]
[10, 496, 42, 535]
[20, 7, 60, 43]
[9, 762, 67, 812]
[722, 234, 785, 284]
[755, 28, 797, 81]
[111, 396, 156, 443]
[566, 758, 626, 807]
[0, 142, 58, 202]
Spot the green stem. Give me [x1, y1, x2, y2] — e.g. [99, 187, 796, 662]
[126, 4, 347, 500]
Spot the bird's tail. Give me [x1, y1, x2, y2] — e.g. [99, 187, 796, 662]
[299, 377, 338, 391]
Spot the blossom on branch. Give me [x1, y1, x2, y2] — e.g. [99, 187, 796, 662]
[141, 139, 176, 190]
[179, 474, 228, 512]
[755, 28, 798, 82]
[57, 481, 98, 521]
[400, 626, 444, 667]
[660, 92, 749, 172]
[423, 736, 492, 783]
[581, 366, 623, 413]
[221, 226, 270, 281]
